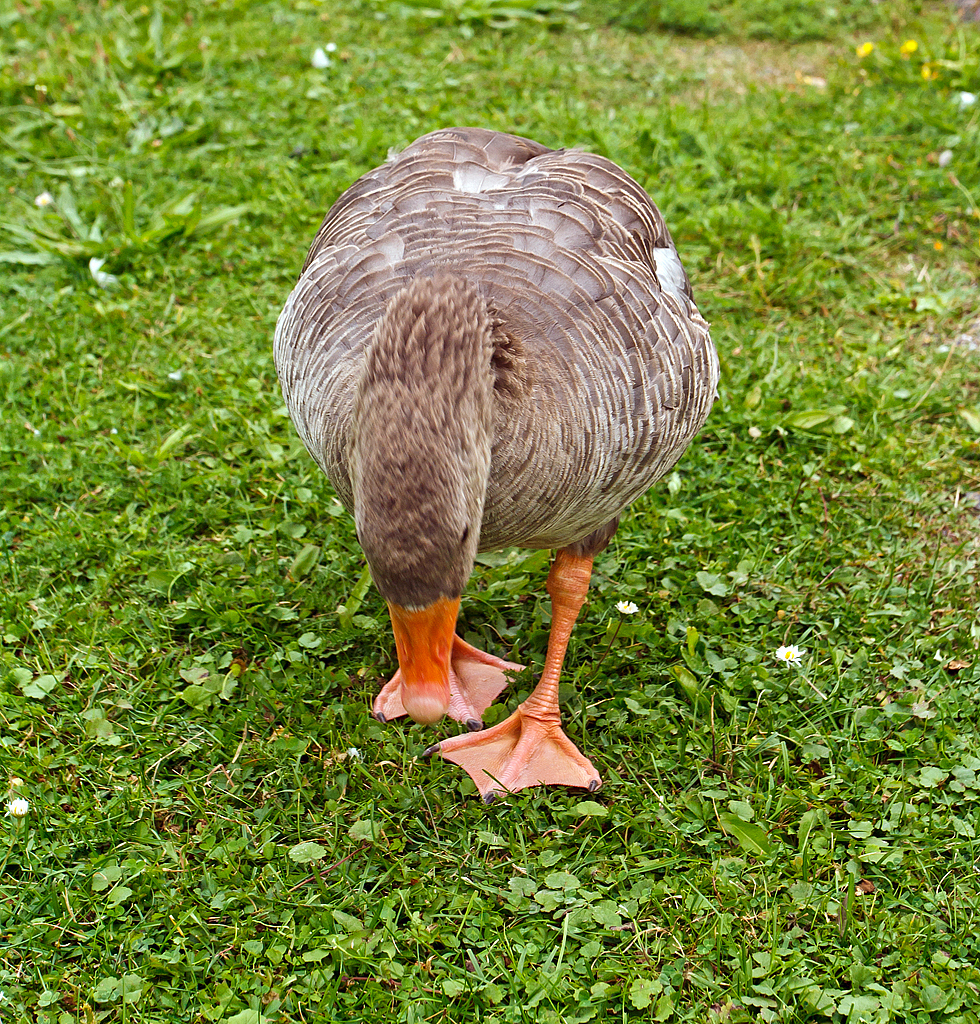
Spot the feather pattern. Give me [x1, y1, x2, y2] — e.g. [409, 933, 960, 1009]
[275, 127, 718, 570]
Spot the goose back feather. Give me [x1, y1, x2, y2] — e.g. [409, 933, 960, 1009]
[274, 127, 719, 558]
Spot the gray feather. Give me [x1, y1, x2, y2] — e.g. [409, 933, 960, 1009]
[274, 127, 719, 592]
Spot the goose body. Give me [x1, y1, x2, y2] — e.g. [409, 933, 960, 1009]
[274, 127, 718, 799]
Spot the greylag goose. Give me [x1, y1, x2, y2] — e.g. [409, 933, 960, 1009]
[274, 127, 718, 801]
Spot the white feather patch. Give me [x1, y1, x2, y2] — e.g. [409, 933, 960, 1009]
[452, 164, 510, 195]
[653, 247, 687, 301]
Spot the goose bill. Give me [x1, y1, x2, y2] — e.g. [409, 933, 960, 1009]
[387, 597, 459, 725]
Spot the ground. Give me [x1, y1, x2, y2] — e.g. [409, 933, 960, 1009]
[0, 1, 979, 1021]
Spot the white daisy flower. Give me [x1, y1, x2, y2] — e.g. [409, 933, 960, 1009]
[955, 92, 976, 109]
[775, 644, 806, 666]
[34, 191, 54, 208]
[167, 370, 184, 382]
[6, 797, 29, 817]
[311, 47, 332, 69]
[346, 747, 361, 760]
[615, 600, 639, 615]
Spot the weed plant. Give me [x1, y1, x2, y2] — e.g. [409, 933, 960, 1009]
[1, 0, 979, 1021]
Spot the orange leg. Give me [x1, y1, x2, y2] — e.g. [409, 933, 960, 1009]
[423, 548, 601, 802]
[373, 635, 523, 731]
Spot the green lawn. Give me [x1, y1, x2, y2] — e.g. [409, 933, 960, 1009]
[2, 1, 979, 1021]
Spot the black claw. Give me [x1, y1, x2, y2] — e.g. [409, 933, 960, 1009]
[421, 743, 440, 759]
[465, 717, 483, 732]
[483, 790, 500, 805]
[588, 778, 602, 792]
[374, 711, 387, 724]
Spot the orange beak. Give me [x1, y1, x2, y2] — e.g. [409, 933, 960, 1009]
[387, 596, 460, 725]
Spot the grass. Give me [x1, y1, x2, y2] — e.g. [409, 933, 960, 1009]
[1, 0, 979, 1020]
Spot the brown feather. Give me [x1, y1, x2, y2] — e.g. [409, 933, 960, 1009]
[274, 127, 719, 607]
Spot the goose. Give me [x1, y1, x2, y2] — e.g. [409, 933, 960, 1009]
[274, 127, 718, 801]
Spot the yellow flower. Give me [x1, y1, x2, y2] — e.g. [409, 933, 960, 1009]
[934, 240, 943, 251]
[921, 64, 937, 80]
[900, 39, 918, 56]
[856, 42, 874, 58]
